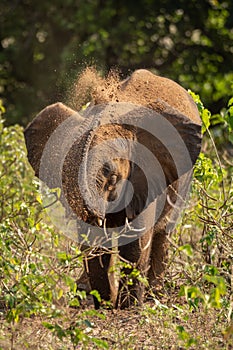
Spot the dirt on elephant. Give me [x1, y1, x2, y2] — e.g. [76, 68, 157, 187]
[68, 66, 120, 111]
[68, 66, 201, 124]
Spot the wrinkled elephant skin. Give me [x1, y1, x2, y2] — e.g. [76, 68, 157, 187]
[24, 69, 202, 308]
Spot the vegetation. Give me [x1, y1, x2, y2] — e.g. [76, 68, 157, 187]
[0, 1, 233, 348]
[0, 95, 232, 348]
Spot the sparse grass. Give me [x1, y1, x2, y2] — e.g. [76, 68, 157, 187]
[0, 299, 231, 349]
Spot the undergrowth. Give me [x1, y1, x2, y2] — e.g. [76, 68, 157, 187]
[0, 97, 232, 349]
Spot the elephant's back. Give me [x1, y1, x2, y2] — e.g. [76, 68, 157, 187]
[118, 70, 201, 125]
[92, 69, 201, 125]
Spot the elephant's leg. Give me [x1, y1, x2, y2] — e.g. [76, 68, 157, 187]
[86, 253, 111, 309]
[76, 269, 91, 293]
[147, 180, 186, 291]
[117, 230, 152, 308]
[147, 230, 169, 291]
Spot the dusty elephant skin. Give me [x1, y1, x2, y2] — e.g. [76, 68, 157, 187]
[24, 69, 202, 309]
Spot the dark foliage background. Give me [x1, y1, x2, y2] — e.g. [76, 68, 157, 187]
[1, 0, 233, 125]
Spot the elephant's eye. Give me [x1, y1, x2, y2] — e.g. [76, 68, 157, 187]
[109, 174, 117, 186]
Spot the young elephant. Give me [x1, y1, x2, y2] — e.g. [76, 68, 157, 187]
[24, 69, 202, 308]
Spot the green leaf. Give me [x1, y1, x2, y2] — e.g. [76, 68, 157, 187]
[229, 133, 233, 144]
[54, 324, 66, 340]
[227, 97, 233, 107]
[204, 275, 227, 294]
[92, 337, 109, 349]
[57, 288, 64, 300]
[227, 107, 233, 129]
[201, 108, 211, 133]
[36, 194, 42, 204]
[90, 290, 101, 302]
[178, 244, 193, 257]
[42, 322, 55, 330]
[84, 319, 93, 328]
[69, 298, 80, 308]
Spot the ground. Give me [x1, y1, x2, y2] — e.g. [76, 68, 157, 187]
[0, 292, 231, 350]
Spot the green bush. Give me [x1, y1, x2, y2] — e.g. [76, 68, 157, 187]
[0, 101, 59, 321]
[0, 101, 108, 349]
[168, 94, 233, 342]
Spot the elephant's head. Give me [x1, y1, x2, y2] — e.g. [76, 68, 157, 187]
[24, 69, 202, 246]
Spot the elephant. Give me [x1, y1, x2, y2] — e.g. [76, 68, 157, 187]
[24, 69, 202, 308]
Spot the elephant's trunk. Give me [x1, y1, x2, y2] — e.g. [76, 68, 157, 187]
[61, 110, 105, 222]
[78, 130, 107, 219]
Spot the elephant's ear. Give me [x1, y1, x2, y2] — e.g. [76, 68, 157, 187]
[125, 101, 202, 220]
[24, 102, 78, 178]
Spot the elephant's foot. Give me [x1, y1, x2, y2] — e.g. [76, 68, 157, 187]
[116, 277, 145, 309]
[147, 270, 165, 291]
[144, 280, 164, 302]
[116, 235, 152, 308]
[76, 270, 91, 293]
[77, 267, 145, 309]
[117, 289, 143, 309]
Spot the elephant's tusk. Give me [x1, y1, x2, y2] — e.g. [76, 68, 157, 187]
[97, 217, 103, 227]
[103, 218, 108, 239]
[125, 217, 131, 230]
